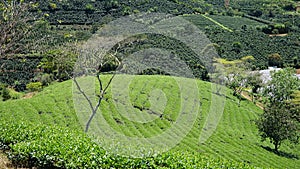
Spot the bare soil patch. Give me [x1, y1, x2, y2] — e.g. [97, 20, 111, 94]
[22, 92, 37, 99]
[241, 91, 264, 110]
[268, 33, 288, 37]
[0, 152, 35, 169]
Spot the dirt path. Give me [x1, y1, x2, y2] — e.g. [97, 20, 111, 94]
[268, 33, 288, 37]
[241, 91, 264, 110]
[0, 152, 32, 169]
[201, 14, 233, 32]
[0, 152, 11, 169]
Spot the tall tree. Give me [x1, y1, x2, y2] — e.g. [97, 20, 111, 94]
[256, 104, 299, 152]
[263, 68, 300, 104]
[246, 72, 263, 102]
[215, 56, 255, 106]
[72, 40, 121, 132]
[257, 68, 300, 152]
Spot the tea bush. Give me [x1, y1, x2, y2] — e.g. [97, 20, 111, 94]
[0, 120, 264, 168]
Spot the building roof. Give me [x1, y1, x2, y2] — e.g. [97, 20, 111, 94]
[258, 67, 281, 83]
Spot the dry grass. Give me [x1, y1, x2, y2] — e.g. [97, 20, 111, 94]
[0, 152, 34, 169]
[21, 92, 37, 99]
[0, 152, 11, 169]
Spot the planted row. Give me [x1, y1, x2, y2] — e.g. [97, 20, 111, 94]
[0, 120, 262, 168]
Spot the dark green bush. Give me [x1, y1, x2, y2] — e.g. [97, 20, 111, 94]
[1, 87, 11, 101]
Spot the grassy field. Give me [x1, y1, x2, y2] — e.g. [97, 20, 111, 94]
[183, 14, 266, 31]
[0, 75, 299, 168]
[208, 15, 266, 30]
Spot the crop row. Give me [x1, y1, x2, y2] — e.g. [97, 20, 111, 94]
[185, 14, 300, 69]
[0, 120, 262, 168]
[0, 58, 42, 87]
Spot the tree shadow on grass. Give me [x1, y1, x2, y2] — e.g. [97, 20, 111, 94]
[261, 145, 299, 160]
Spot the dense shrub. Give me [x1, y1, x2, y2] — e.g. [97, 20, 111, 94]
[1, 87, 11, 101]
[0, 120, 263, 169]
[26, 82, 43, 92]
[34, 73, 54, 86]
[7, 88, 23, 100]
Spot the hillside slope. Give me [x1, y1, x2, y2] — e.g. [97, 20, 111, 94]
[0, 75, 299, 168]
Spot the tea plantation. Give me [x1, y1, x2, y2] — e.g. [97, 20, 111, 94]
[0, 75, 299, 168]
[1, 0, 300, 168]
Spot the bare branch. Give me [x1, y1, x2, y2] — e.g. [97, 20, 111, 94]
[1, 0, 9, 8]
[73, 76, 95, 111]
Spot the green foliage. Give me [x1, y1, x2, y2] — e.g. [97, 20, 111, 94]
[0, 75, 298, 168]
[214, 56, 254, 101]
[0, 84, 22, 101]
[113, 33, 209, 80]
[38, 73, 54, 86]
[246, 72, 263, 101]
[85, 3, 95, 13]
[0, 57, 42, 90]
[0, 120, 263, 168]
[7, 88, 23, 100]
[185, 14, 300, 69]
[263, 68, 300, 104]
[0, 82, 22, 101]
[48, 2, 57, 10]
[38, 46, 78, 81]
[257, 67, 300, 152]
[256, 104, 299, 151]
[1, 87, 11, 101]
[268, 53, 283, 67]
[26, 82, 42, 92]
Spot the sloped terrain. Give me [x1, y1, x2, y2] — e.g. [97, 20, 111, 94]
[0, 75, 299, 168]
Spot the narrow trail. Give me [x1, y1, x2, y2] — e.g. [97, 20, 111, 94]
[201, 14, 233, 32]
[241, 91, 264, 110]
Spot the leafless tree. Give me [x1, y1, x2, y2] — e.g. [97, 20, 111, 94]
[224, 0, 230, 8]
[72, 41, 121, 132]
[0, 0, 46, 58]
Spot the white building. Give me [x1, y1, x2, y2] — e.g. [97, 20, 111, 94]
[258, 67, 282, 84]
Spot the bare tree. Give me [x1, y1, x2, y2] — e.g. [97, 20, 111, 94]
[224, 0, 230, 8]
[72, 41, 121, 132]
[0, 0, 46, 58]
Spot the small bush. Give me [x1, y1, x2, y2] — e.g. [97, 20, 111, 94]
[7, 88, 23, 100]
[26, 82, 42, 92]
[33, 73, 54, 86]
[0, 83, 6, 95]
[2, 87, 11, 101]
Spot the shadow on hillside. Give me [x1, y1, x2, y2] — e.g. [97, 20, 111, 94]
[261, 145, 299, 160]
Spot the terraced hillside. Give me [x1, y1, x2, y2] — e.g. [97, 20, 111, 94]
[0, 75, 299, 168]
[184, 14, 300, 68]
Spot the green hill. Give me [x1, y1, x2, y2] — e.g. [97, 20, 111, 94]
[0, 75, 299, 168]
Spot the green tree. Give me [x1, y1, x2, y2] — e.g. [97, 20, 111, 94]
[246, 72, 263, 102]
[257, 68, 300, 152]
[215, 56, 255, 106]
[263, 68, 300, 104]
[287, 90, 300, 123]
[2, 87, 11, 101]
[38, 44, 78, 81]
[256, 104, 299, 152]
[268, 53, 283, 68]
